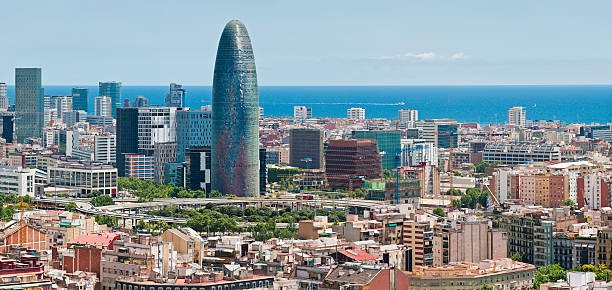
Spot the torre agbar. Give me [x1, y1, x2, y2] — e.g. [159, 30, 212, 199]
[211, 20, 260, 197]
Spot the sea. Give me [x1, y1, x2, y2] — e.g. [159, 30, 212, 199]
[5, 85, 612, 124]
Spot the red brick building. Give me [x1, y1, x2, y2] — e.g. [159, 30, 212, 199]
[325, 139, 382, 190]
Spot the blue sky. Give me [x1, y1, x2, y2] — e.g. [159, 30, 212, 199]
[1, 0, 611, 85]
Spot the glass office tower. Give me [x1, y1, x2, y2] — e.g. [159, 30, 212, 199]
[15, 68, 44, 143]
[211, 20, 260, 197]
[71, 88, 88, 112]
[98, 81, 121, 118]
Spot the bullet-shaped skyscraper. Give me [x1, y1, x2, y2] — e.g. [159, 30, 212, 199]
[212, 20, 260, 197]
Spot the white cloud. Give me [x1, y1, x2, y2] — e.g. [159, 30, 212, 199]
[376, 52, 470, 61]
[404, 52, 439, 60]
[451, 52, 469, 60]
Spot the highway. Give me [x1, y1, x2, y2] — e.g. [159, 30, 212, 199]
[35, 197, 391, 224]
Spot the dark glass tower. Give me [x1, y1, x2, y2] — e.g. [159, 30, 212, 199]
[71, 88, 89, 112]
[212, 20, 259, 197]
[98, 81, 121, 118]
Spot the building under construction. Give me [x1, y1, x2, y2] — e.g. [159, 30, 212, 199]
[325, 139, 382, 190]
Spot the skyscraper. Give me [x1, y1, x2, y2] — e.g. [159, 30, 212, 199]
[98, 81, 121, 118]
[15, 68, 44, 143]
[176, 110, 212, 162]
[94, 96, 112, 117]
[212, 20, 260, 197]
[508, 106, 526, 127]
[289, 128, 323, 169]
[0, 83, 8, 110]
[71, 88, 88, 112]
[133, 95, 149, 107]
[165, 83, 185, 107]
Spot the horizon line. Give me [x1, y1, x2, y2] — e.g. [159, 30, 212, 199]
[2, 83, 612, 87]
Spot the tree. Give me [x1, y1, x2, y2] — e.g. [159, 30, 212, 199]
[209, 190, 223, 198]
[91, 195, 114, 207]
[446, 189, 462, 196]
[563, 199, 577, 210]
[65, 202, 78, 212]
[478, 285, 494, 290]
[454, 172, 463, 177]
[432, 208, 445, 217]
[533, 264, 566, 290]
[382, 169, 392, 179]
[452, 199, 461, 208]
[511, 252, 522, 262]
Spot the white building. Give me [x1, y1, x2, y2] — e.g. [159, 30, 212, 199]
[94, 135, 116, 164]
[62, 110, 88, 127]
[0, 166, 36, 197]
[347, 107, 365, 120]
[49, 95, 73, 118]
[401, 139, 438, 167]
[94, 96, 113, 117]
[293, 106, 312, 120]
[508, 106, 526, 127]
[398, 109, 418, 124]
[137, 107, 178, 154]
[0, 83, 8, 110]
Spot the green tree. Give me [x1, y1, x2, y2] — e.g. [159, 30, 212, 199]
[563, 199, 577, 210]
[91, 195, 114, 207]
[432, 208, 445, 217]
[478, 285, 494, 290]
[65, 202, 78, 212]
[452, 199, 461, 208]
[382, 169, 392, 179]
[511, 252, 523, 262]
[533, 264, 566, 290]
[209, 190, 223, 198]
[446, 189, 462, 196]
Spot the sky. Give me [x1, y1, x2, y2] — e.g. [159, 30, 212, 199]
[1, 0, 611, 85]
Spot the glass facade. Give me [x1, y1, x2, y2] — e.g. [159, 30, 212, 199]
[15, 68, 44, 143]
[212, 20, 259, 197]
[176, 110, 212, 162]
[353, 130, 402, 170]
[71, 88, 88, 112]
[98, 81, 121, 118]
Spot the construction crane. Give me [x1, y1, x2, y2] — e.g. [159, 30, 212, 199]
[19, 195, 25, 246]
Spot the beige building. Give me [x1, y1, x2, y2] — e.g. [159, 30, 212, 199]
[161, 227, 205, 265]
[433, 220, 507, 266]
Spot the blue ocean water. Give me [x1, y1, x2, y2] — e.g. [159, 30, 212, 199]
[6, 85, 612, 124]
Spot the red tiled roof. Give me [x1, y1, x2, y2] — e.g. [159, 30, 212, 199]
[340, 249, 379, 261]
[69, 232, 121, 249]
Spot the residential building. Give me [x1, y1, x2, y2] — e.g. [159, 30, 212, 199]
[165, 83, 185, 107]
[176, 109, 211, 162]
[597, 228, 612, 268]
[94, 135, 116, 164]
[211, 20, 260, 197]
[0, 82, 9, 110]
[94, 95, 112, 117]
[347, 107, 365, 120]
[353, 130, 402, 170]
[15, 68, 44, 142]
[325, 139, 382, 190]
[293, 106, 312, 120]
[403, 221, 434, 268]
[98, 81, 121, 118]
[398, 109, 418, 125]
[495, 212, 554, 267]
[401, 139, 438, 167]
[400, 163, 440, 197]
[289, 128, 324, 169]
[508, 106, 527, 127]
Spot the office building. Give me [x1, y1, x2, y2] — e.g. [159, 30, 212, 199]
[483, 142, 561, 165]
[49, 95, 72, 118]
[353, 130, 402, 170]
[132, 95, 149, 108]
[416, 119, 458, 149]
[398, 109, 418, 124]
[86, 115, 113, 127]
[211, 20, 260, 197]
[289, 128, 324, 169]
[165, 83, 185, 107]
[94, 95, 112, 117]
[62, 110, 87, 127]
[347, 107, 365, 120]
[0, 82, 8, 110]
[71, 88, 88, 112]
[164, 162, 186, 187]
[0, 166, 37, 197]
[94, 135, 116, 164]
[0, 112, 14, 143]
[508, 106, 526, 127]
[325, 139, 382, 190]
[98, 81, 121, 118]
[137, 107, 178, 155]
[185, 146, 211, 193]
[124, 154, 155, 181]
[294, 106, 312, 120]
[15, 68, 44, 142]
[176, 110, 212, 162]
[401, 139, 438, 167]
[154, 141, 176, 183]
[116, 108, 139, 176]
[49, 162, 118, 196]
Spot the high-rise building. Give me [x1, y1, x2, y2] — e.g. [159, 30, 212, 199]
[94, 135, 116, 164]
[0, 83, 9, 110]
[185, 146, 212, 193]
[154, 141, 176, 183]
[289, 128, 323, 169]
[416, 119, 458, 149]
[15, 68, 44, 143]
[165, 83, 185, 107]
[325, 139, 382, 190]
[347, 107, 365, 120]
[352, 130, 402, 170]
[293, 106, 312, 120]
[176, 110, 212, 162]
[508, 106, 526, 127]
[62, 110, 87, 127]
[211, 20, 260, 197]
[0, 112, 14, 143]
[136, 107, 178, 155]
[123, 154, 155, 181]
[94, 96, 112, 117]
[398, 109, 418, 124]
[71, 88, 88, 112]
[116, 108, 139, 176]
[132, 95, 149, 108]
[49, 95, 73, 118]
[98, 81, 121, 118]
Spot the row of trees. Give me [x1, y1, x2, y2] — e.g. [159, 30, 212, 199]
[118, 177, 224, 200]
[531, 264, 612, 289]
[451, 187, 489, 209]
